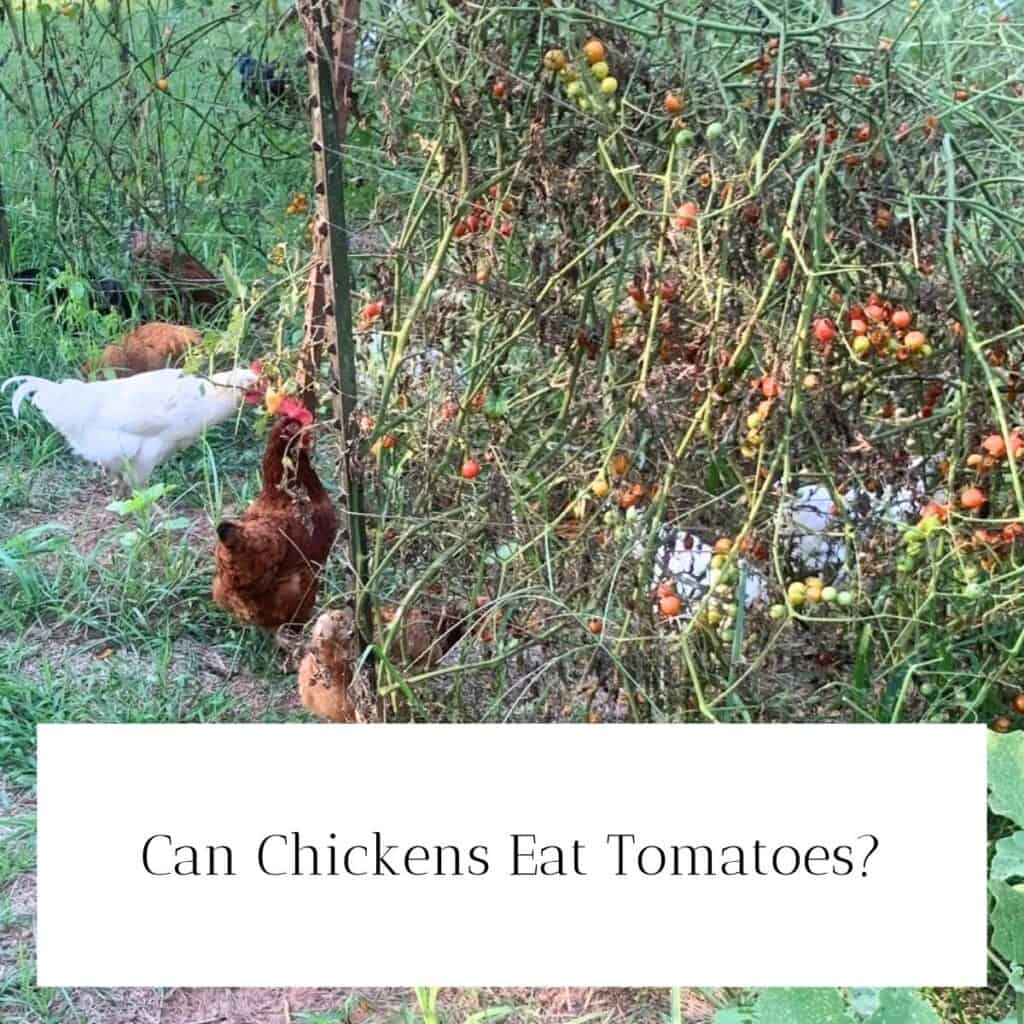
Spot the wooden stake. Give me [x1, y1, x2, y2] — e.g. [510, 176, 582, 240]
[299, 0, 374, 679]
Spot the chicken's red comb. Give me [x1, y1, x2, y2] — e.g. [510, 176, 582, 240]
[278, 397, 314, 426]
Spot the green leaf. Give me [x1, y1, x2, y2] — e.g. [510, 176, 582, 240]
[865, 990, 938, 1024]
[493, 541, 519, 563]
[989, 731, 1024, 828]
[157, 517, 193, 532]
[754, 989, 851, 1024]
[990, 879, 1024, 962]
[704, 454, 740, 496]
[220, 255, 247, 301]
[852, 623, 873, 696]
[463, 1009, 516, 1024]
[713, 1010, 756, 1024]
[991, 831, 1024, 882]
[484, 389, 509, 420]
[106, 483, 171, 517]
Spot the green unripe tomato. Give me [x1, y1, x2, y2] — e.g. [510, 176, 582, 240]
[578, 97, 591, 111]
[906, 542, 922, 558]
[896, 559, 912, 573]
[903, 527, 923, 545]
[836, 590, 853, 607]
[821, 586, 837, 603]
[919, 682, 936, 697]
[566, 80, 583, 97]
[706, 121, 723, 141]
[962, 582, 983, 600]
[769, 603, 787, 620]
[600, 76, 618, 96]
[674, 128, 695, 147]
[590, 61, 609, 80]
[853, 336, 871, 356]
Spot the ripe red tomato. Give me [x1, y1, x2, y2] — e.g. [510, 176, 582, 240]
[891, 309, 911, 330]
[499, 220, 513, 238]
[797, 71, 815, 90]
[582, 39, 606, 65]
[813, 318, 836, 344]
[461, 459, 481, 480]
[664, 93, 683, 114]
[492, 79, 506, 99]
[659, 594, 682, 618]
[855, 124, 871, 143]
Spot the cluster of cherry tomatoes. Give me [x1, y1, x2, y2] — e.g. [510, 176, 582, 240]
[992, 692, 1024, 733]
[813, 296, 930, 364]
[454, 186, 515, 242]
[774, 577, 853, 618]
[546, 38, 618, 115]
[285, 191, 308, 216]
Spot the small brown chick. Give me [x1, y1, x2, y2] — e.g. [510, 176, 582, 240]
[297, 608, 356, 722]
[91, 322, 201, 378]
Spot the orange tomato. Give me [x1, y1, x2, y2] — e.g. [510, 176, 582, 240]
[674, 201, 699, 229]
[960, 487, 986, 511]
[982, 434, 1007, 459]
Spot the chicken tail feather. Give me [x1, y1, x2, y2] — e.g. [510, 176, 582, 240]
[2, 376, 49, 418]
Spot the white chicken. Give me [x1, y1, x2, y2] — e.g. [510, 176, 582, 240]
[3, 365, 263, 488]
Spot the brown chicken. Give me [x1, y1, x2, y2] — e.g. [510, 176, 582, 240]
[212, 416, 338, 629]
[379, 602, 464, 670]
[88, 322, 201, 378]
[129, 228, 226, 313]
[297, 608, 356, 722]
